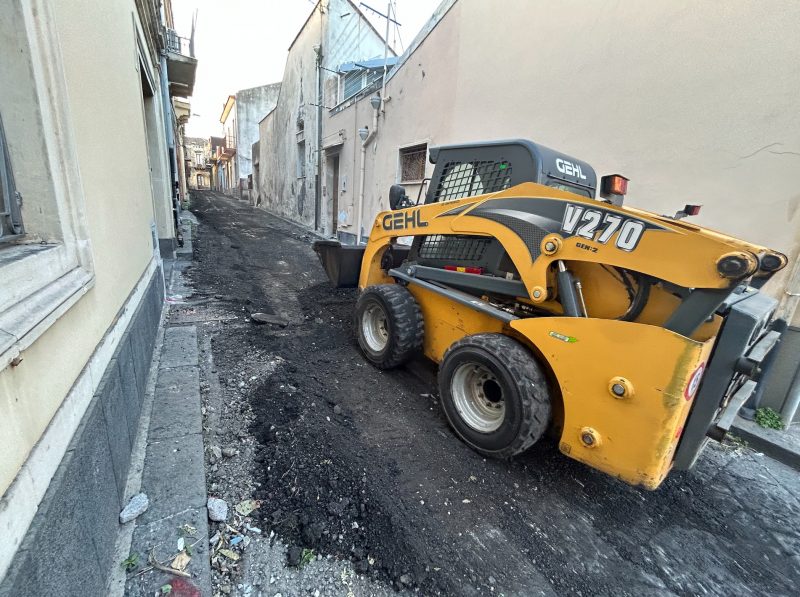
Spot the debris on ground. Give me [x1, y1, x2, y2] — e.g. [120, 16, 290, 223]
[250, 312, 289, 327]
[207, 497, 229, 522]
[119, 492, 149, 523]
[235, 499, 260, 517]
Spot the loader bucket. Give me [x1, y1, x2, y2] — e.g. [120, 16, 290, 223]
[312, 240, 365, 288]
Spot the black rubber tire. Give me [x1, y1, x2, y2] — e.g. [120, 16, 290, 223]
[438, 333, 551, 458]
[355, 284, 424, 369]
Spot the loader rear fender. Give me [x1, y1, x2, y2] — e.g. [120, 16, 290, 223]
[508, 317, 713, 490]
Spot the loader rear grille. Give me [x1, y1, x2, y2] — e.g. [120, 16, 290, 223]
[433, 160, 513, 202]
[418, 234, 491, 261]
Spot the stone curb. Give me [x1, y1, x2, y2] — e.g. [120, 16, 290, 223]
[731, 416, 800, 472]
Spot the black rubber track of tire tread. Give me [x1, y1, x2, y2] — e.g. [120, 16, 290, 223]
[357, 284, 424, 369]
[440, 333, 551, 458]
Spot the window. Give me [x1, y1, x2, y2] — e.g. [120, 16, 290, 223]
[194, 150, 202, 167]
[0, 2, 94, 368]
[297, 140, 305, 178]
[433, 160, 513, 202]
[399, 144, 427, 183]
[340, 68, 385, 102]
[0, 113, 23, 241]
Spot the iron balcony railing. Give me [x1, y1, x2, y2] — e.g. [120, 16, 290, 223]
[165, 28, 194, 58]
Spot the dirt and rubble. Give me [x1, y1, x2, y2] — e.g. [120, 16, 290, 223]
[184, 190, 800, 597]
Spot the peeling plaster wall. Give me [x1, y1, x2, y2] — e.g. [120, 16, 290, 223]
[327, 0, 800, 307]
[234, 83, 281, 183]
[254, 0, 391, 235]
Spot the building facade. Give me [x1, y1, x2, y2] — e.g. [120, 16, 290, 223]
[173, 97, 191, 208]
[0, 0, 195, 594]
[218, 83, 282, 199]
[219, 94, 237, 192]
[185, 136, 212, 190]
[209, 135, 227, 191]
[253, 0, 392, 234]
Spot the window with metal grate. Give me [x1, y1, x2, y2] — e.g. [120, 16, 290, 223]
[433, 160, 513, 202]
[399, 144, 427, 182]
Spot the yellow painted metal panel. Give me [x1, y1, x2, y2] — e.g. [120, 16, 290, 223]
[510, 317, 714, 489]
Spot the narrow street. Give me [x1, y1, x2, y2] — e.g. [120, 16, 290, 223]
[187, 190, 800, 597]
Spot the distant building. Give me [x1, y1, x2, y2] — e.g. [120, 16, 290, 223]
[253, 0, 392, 232]
[173, 98, 192, 206]
[184, 136, 211, 189]
[209, 135, 226, 190]
[217, 83, 281, 199]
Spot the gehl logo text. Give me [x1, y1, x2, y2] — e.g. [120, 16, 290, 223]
[555, 158, 587, 180]
[382, 209, 429, 231]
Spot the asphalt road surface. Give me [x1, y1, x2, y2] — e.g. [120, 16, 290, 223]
[188, 190, 799, 597]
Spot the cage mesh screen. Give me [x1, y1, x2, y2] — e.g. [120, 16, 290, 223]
[433, 160, 512, 202]
[418, 235, 491, 261]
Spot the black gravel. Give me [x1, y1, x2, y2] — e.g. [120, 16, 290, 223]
[188, 190, 800, 597]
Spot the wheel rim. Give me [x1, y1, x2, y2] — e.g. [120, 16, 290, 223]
[362, 302, 389, 352]
[451, 362, 505, 433]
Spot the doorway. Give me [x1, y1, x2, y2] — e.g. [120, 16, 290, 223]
[327, 153, 340, 235]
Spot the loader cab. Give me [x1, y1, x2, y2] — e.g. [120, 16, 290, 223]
[424, 139, 598, 203]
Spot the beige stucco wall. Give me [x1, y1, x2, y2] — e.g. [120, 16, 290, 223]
[0, 0, 159, 494]
[327, 0, 800, 310]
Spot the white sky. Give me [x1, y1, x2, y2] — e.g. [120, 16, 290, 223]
[172, 0, 442, 138]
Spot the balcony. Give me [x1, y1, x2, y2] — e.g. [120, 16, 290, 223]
[164, 28, 197, 98]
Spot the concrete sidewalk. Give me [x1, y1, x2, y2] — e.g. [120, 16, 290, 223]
[120, 216, 212, 597]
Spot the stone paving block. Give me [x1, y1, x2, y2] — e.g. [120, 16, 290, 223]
[4, 401, 119, 597]
[126, 506, 211, 597]
[149, 366, 203, 440]
[138, 432, 206, 523]
[97, 358, 132, 505]
[130, 318, 151, 397]
[117, 332, 142, 444]
[70, 397, 125, 572]
[3, 510, 105, 597]
[160, 325, 199, 369]
[144, 275, 163, 347]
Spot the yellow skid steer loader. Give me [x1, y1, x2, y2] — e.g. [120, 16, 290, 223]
[313, 140, 787, 489]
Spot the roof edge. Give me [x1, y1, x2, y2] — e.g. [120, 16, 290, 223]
[385, 0, 457, 85]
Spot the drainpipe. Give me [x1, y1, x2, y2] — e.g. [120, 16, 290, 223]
[314, 42, 323, 232]
[775, 251, 800, 423]
[777, 249, 800, 325]
[356, 98, 380, 244]
[159, 53, 180, 244]
[380, 1, 391, 113]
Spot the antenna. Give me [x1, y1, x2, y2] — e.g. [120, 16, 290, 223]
[359, 1, 401, 104]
